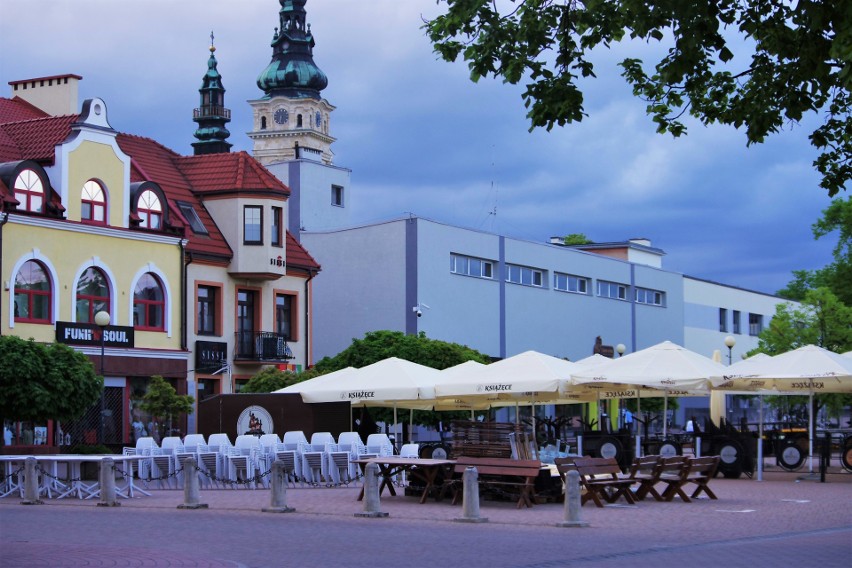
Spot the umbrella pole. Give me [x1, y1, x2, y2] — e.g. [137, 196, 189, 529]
[394, 403, 398, 454]
[662, 391, 668, 439]
[410, 409, 414, 444]
[757, 395, 764, 481]
[635, 390, 642, 458]
[808, 382, 814, 474]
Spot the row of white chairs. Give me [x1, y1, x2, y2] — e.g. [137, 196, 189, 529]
[122, 431, 397, 489]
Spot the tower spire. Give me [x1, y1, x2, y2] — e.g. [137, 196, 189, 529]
[192, 31, 232, 155]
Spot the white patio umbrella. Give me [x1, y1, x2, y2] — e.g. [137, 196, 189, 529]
[571, 341, 728, 438]
[434, 350, 583, 432]
[712, 344, 852, 474]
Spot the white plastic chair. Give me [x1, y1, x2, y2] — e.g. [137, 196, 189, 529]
[329, 432, 367, 483]
[227, 435, 263, 488]
[257, 433, 282, 477]
[397, 443, 420, 485]
[149, 436, 183, 489]
[300, 432, 335, 484]
[174, 434, 206, 488]
[281, 431, 308, 483]
[202, 433, 233, 485]
[366, 433, 394, 457]
[122, 436, 157, 479]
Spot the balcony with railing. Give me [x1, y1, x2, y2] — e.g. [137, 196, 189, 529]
[194, 106, 231, 119]
[234, 331, 294, 363]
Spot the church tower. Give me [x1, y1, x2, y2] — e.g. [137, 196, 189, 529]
[249, 0, 351, 238]
[249, 0, 336, 165]
[192, 33, 232, 155]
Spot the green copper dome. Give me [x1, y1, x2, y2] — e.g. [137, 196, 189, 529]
[193, 35, 232, 155]
[257, 0, 328, 99]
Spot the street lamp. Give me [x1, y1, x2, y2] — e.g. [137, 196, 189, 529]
[94, 310, 110, 444]
[724, 335, 736, 365]
[616, 343, 626, 357]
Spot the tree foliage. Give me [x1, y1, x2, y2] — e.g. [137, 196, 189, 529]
[777, 197, 852, 305]
[563, 232, 592, 245]
[139, 375, 194, 439]
[425, 0, 851, 195]
[0, 336, 101, 446]
[242, 366, 304, 393]
[312, 330, 492, 372]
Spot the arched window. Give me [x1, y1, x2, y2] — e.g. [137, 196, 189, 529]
[134, 273, 165, 331]
[14, 260, 51, 323]
[76, 267, 110, 323]
[13, 169, 44, 213]
[81, 180, 107, 225]
[138, 190, 162, 229]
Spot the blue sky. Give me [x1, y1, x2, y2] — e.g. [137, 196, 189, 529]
[1, 0, 839, 295]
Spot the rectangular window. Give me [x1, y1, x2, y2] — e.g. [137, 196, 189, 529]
[635, 287, 665, 306]
[748, 313, 763, 336]
[450, 253, 494, 279]
[196, 284, 219, 336]
[236, 289, 257, 357]
[331, 185, 344, 207]
[243, 206, 262, 244]
[554, 273, 589, 294]
[271, 206, 282, 247]
[505, 264, 543, 287]
[719, 308, 728, 332]
[275, 293, 295, 340]
[733, 310, 741, 334]
[597, 280, 627, 300]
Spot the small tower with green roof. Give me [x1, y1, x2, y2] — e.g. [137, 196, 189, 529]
[192, 32, 232, 156]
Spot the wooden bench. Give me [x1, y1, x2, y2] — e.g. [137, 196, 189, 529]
[447, 456, 542, 509]
[628, 455, 687, 501]
[658, 456, 720, 502]
[563, 457, 638, 507]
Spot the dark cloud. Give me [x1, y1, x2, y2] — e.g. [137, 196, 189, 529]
[1, 0, 836, 295]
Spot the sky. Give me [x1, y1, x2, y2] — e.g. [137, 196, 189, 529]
[0, 0, 840, 296]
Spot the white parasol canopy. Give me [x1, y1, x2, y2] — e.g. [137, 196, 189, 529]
[571, 341, 728, 438]
[434, 350, 581, 400]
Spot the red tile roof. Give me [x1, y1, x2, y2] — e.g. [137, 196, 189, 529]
[285, 231, 321, 272]
[177, 151, 290, 197]
[0, 98, 317, 275]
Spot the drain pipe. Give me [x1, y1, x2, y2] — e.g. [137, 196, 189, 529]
[0, 211, 8, 334]
[304, 268, 317, 367]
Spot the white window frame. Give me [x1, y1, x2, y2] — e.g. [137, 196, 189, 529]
[597, 280, 627, 300]
[450, 254, 494, 279]
[635, 287, 665, 306]
[505, 264, 543, 287]
[554, 272, 589, 295]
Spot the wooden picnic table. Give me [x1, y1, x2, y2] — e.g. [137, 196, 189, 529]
[352, 457, 456, 504]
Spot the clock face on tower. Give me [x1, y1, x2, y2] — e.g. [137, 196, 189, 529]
[274, 109, 288, 125]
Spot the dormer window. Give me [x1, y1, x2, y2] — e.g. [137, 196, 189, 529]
[138, 189, 162, 229]
[14, 169, 44, 213]
[81, 180, 107, 225]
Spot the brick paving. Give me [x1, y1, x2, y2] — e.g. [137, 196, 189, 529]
[0, 468, 849, 567]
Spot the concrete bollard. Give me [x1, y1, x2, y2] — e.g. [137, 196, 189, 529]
[262, 460, 295, 513]
[354, 462, 388, 518]
[556, 469, 589, 528]
[97, 457, 120, 507]
[177, 457, 208, 510]
[454, 466, 488, 523]
[21, 457, 43, 505]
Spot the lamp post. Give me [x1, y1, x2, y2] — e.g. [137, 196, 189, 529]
[616, 343, 626, 357]
[94, 310, 110, 445]
[724, 335, 736, 365]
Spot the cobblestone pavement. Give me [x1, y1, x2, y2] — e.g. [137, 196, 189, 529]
[1, 469, 850, 567]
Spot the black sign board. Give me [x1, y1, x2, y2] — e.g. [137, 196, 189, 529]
[196, 341, 228, 373]
[56, 321, 135, 348]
